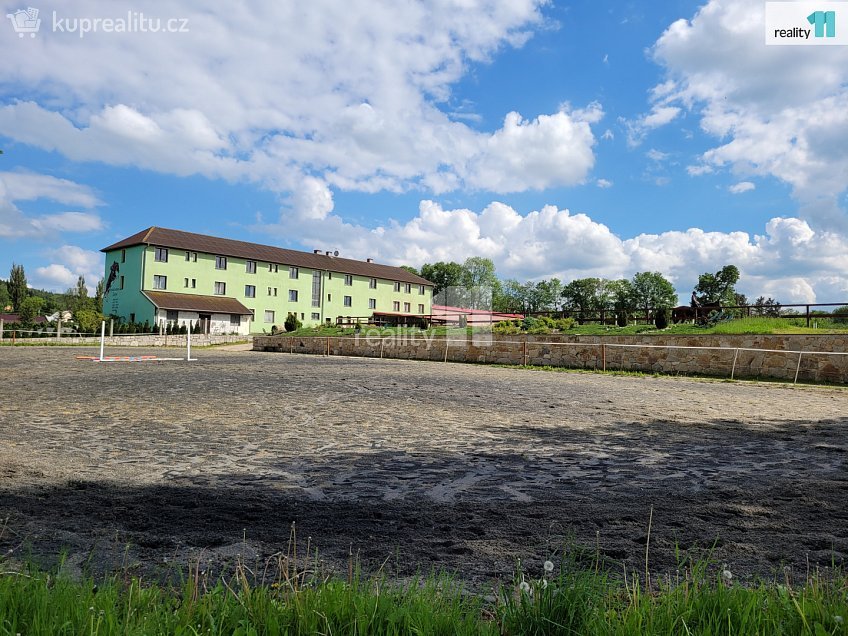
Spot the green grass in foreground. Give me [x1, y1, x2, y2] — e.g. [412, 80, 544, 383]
[1, 560, 846, 635]
[269, 317, 848, 339]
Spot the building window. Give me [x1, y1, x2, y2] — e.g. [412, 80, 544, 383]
[245, 285, 256, 298]
[166, 310, 179, 322]
[418, 303, 425, 313]
[246, 260, 257, 274]
[153, 275, 167, 290]
[369, 298, 376, 309]
[269, 263, 278, 273]
[393, 282, 401, 292]
[119, 275, 124, 290]
[185, 251, 197, 262]
[403, 302, 411, 313]
[290, 266, 299, 279]
[327, 293, 332, 302]
[191, 279, 196, 288]
[214, 281, 226, 295]
[393, 301, 400, 311]
[264, 310, 275, 323]
[289, 289, 298, 302]
[344, 274, 353, 286]
[268, 287, 277, 296]
[215, 255, 227, 270]
[369, 278, 377, 289]
[343, 295, 352, 307]
[121, 249, 126, 263]
[230, 314, 241, 326]
[311, 312, 320, 320]
[405, 283, 411, 294]
[155, 247, 168, 263]
[419, 285, 425, 295]
[312, 270, 321, 307]
[184, 278, 189, 288]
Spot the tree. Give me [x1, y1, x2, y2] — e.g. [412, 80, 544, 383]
[607, 279, 637, 325]
[75, 308, 104, 334]
[694, 265, 740, 305]
[66, 275, 94, 314]
[94, 277, 105, 312]
[534, 278, 563, 312]
[457, 257, 498, 310]
[18, 296, 44, 324]
[561, 278, 610, 322]
[399, 265, 419, 275]
[494, 279, 528, 313]
[753, 296, 781, 317]
[632, 271, 677, 315]
[0, 280, 9, 310]
[420, 261, 464, 298]
[8, 263, 28, 311]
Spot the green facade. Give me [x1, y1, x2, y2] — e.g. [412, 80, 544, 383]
[102, 238, 433, 332]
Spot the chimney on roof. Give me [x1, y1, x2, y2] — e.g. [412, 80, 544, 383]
[366, 258, 374, 263]
[313, 249, 321, 254]
[325, 251, 331, 255]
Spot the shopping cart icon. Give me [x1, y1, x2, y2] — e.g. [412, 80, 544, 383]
[6, 7, 41, 38]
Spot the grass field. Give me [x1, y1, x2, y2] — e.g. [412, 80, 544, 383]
[2, 557, 846, 635]
[281, 316, 848, 339]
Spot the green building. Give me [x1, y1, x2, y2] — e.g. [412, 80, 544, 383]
[101, 227, 433, 334]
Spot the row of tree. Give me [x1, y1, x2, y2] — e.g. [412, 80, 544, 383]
[2, 264, 106, 332]
[403, 259, 785, 318]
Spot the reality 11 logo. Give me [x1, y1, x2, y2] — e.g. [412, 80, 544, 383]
[808, 10, 835, 38]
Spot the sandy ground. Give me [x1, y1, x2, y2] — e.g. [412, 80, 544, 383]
[0, 346, 846, 587]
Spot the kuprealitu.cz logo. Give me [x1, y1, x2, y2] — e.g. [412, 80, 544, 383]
[6, 6, 190, 38]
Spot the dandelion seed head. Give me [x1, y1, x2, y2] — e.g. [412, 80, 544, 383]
[722, 569, 733, 582]
[544, 560, 554, 572]
[835, 615, 843, 624]
[519, 581, 531, 593]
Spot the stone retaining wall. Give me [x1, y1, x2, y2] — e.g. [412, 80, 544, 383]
[253, 333, 848, 383]
[2, 334, 248, 347]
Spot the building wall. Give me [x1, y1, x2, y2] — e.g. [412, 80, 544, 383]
[105, 244, 433, 331]
[102, 245, 156, 324]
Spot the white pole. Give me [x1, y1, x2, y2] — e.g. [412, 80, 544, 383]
[187, 328, 195, 361]
[99, 320, 106, 362]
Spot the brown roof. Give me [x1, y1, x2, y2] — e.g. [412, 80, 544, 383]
[103, 226, 433, 286]
[142, 291, 253, 315]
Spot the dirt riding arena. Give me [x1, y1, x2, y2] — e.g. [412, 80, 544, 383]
[1, 347, 846, 586]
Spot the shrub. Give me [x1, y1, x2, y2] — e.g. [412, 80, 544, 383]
[616, 312, 628, 327]
[832, 306, 848, 324]
[285, 312, 302, 332]
[654, 308, 670, 329]
[555, 317, 575, 331]
[493, 320, 522, 335]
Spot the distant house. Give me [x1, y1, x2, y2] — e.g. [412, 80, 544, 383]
[45, 310, 73, 323]
[431, 305, 524, 325]
[0, 313, 47, 324]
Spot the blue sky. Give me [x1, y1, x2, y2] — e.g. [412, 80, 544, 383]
[1, 0, 847, 303]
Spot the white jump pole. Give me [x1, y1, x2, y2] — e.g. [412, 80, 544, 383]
[187, 328, 195, 361]
[99, 321, 106, 362]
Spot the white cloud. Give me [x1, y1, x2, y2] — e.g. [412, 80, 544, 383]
[596, 178, 613, 189]
[624, 105, 681, 147]
[32, 245, 103, 293]
[259, 195, 848, 304]
[0, 171, 103, 238]
[646, 148, 669, 162]
[729, 181, 755, 194]
[0, 171, 101, 208]
[0, 2, 603, 197]
[651, 0, 848, 228]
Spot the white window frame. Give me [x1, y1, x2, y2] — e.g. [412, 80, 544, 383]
[246, 260, 257, 274]
[215, 255, 227, 270]
[343, 295, 352, 307]
[369, 298, 376, 309]
[344, 274, 353, 286]
[214, 281, 226, 295]
[290, 266, 299, 279]
[245, 285, 256, 298]
[153, 275, 167, 290]
[154, 247, 168, 263]
[289, 289, 298, 302]
[369, 278, 377, 289]
[264, 310, 275, 323]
